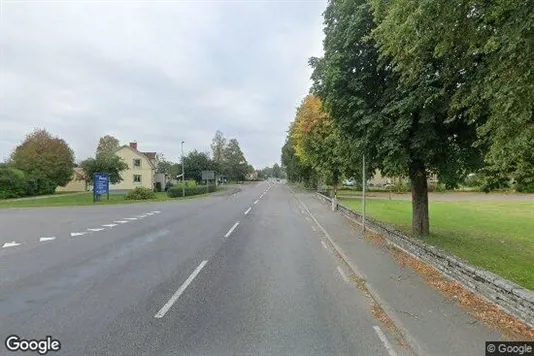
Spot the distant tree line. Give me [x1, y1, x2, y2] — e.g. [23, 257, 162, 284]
[282, 0, 533, 236]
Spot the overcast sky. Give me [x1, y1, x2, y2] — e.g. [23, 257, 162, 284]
[0, 0, 326, 168]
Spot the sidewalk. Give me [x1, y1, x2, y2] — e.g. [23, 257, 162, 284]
[294, 190, 503, 356]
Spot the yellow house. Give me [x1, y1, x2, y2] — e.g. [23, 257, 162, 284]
[56, 167, 88, 192]
[110, 142, 158, 191]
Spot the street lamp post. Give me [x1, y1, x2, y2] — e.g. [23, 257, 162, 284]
[181, 141, 185, 197]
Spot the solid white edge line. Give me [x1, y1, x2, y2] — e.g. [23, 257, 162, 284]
[39, 237, 56, 242]
[154, 260, 208, 318]
[224, 221, 240, 238]
[337, 266, 349, 283]
[321, 241, 328, 250]
[244, 207, 252, 215]
[373, 325, 398, 356]
[254, 200, 259, 205]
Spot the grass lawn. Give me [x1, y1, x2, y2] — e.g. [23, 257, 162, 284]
[0, 191, 213, 208]
[340, 197, 534, 290]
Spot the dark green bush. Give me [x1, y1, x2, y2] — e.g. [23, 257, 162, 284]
[0, 168, 56, 199]
[125, 187, 156, 200]
[0, 168, 27, 198]
[167, 185, 216, 198]
[25, 175, 56, 196]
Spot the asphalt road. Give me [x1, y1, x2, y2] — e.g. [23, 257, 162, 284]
[0, 182, 402, 356]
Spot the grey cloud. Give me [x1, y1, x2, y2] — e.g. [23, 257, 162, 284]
[0, 1, 326, 167]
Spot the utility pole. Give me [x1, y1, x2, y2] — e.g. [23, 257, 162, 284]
[362, 154, 366, 233]
[181, 141, 185, 197]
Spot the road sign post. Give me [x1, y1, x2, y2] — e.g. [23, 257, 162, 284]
[93, 173, 110, 203]
[202, 170, 215, 194]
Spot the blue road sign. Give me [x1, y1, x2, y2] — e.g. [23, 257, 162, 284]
[94, 173, 109, 196]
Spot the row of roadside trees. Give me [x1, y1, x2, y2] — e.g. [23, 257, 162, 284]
[282, 0, 533, 236]
[156, 130, 254, 185]
[0, 129, 254, 199]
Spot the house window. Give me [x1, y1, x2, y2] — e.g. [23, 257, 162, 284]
[133, 175, 142, 183]
[133, 159, 141, 168]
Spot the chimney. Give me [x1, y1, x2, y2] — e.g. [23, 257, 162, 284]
[129, 141, 137, 150]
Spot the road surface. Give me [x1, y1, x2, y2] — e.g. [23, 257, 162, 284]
[0, 182, 403, 355]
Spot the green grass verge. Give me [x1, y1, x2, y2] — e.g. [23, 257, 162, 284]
[0, 191, 212, 208]
[340, 197, 534, 290]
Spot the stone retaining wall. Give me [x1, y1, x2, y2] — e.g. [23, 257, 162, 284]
[315, 192, 534, 328]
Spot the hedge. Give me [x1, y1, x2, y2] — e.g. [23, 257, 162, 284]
[0, 168, 56, 199]
[167, 185, 216, 198]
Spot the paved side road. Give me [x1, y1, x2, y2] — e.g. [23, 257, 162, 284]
[0, 182, 402, 355]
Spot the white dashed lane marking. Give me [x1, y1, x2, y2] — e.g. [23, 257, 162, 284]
[114, 220, 128, 224]
[155, 260, 208, 318]
[224, 222, 240, 238]
[39, 237, 56, 242]
[87, 228, 105, 232]
[2, 241, 21, 248]
[102, 224, 117, 228]
[70, 232, 86, 237]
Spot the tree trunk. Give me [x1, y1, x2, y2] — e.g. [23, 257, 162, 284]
[332, 170, 339, 211]
[409, 161, 429, 236]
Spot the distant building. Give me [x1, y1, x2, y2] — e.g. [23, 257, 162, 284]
[110, 142, 166, 191]
[56, 167, 88, 192]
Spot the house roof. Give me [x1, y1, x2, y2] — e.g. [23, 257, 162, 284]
[141, 152, 157, 160]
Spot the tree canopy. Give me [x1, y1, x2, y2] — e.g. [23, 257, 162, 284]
[81, 155, 128, 184]
[10, 129, 75, 188]
[96, 135, 120, 157]
[183, 150, 217, 183]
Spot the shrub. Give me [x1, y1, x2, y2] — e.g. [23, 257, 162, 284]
[167, 184, 217, 198]
[25, 175, 56, 196]
[125, 187, 156, 200]
[0, 168, 27, 199]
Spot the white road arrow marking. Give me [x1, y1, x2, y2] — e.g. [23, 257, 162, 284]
[102, 224, 117, 227]
[87, 228, 104, 232]
[2, 241, 21, 248]
[70, 232, 86, 237]
[39, 237, 56, 242]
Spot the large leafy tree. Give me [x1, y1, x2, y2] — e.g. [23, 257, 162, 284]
[371, 0, 533, 192]
[211, 130, 227, 168]
[11, 129, 75, 187]
[183, 150, 216, 184]
[81, 155, 128, 184]
[223, 138, 249, 182]
[310, 0, 484, 235]
[292, 95, 357, 207]
[272, 163, 282, 179]
[96, 135, 120, 157]
[281, 123, 317, 188]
